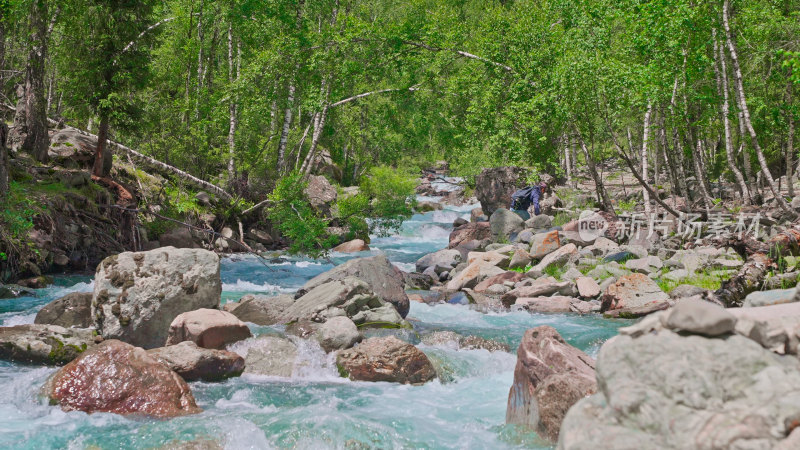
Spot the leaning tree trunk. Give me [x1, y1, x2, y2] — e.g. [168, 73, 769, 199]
[641, 102, 653, 214]
[787, 81, 795, 198]
[0, 123, 8, 198]
[22, 0, 50, 163]
[92, 114, 110, 177]
[574, 126, 615, 214]
[723, 0, 790, 212]
[714, 31, 750, 203]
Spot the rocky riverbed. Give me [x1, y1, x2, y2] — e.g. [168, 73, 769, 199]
[2, 171, 800, 449]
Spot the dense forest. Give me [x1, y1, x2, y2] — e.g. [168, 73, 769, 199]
[0, 0, 799, 268]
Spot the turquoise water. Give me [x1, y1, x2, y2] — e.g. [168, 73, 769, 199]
[0, 198, 626, 449]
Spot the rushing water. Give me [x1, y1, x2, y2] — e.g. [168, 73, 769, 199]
[0, 196, 626, 449]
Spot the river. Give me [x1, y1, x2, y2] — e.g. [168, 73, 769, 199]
[0, 193, 625, 449]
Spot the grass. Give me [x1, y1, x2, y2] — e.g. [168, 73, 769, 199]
[656, 271, 724, 293]
[552, 211, 573, 227]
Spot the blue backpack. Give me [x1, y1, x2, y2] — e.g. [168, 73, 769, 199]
[510, 186, 535, 210]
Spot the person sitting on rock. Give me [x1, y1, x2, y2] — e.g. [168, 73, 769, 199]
[510, 182, 547, 219]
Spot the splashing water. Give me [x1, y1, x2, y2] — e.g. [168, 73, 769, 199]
[0, 201, 625, 449]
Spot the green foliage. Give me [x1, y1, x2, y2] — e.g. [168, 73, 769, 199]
[0, 182, 38, 240]
[267, 172, 338, 258]
[357, 166, 417, 237]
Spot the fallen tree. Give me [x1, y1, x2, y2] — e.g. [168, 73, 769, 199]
[1, 103, 233, 200]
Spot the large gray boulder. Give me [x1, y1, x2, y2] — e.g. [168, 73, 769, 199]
[92, 247, 221, 349]
[34, 292, 93, 328]
[223, 294, 295, 325]
[282, 277, 405, 327]
[507, 326, 596, 442]
[558, 330, 800, 450]
[148, 341, 244, 382]
[303, 175, 338, 217]
[475, 166, 527, 215]
[490, 208, 525, 240]
[600, 273, 669, 312]
[0, 324, 96, 365]
[297, 254, 410, 318]
[165, 309, 251, 349]
[238, 336, 298, 377]
[415, 249, 462, 273]
[316, 316, 361, 352]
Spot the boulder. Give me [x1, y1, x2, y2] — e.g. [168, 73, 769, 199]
[48, 128, 112, 171]
[316, 316, 361, 352]
[283, 277, 405, 327]
[92, 247, 221, 349]
[0, 324, 96, 365]
[507, 326, 596, 443]
[502, 278, 577, 307]
[470, 207, 485, 222]
[43, 340, 201, 418]
[528, 243, 578, 276]
[416, 201, 443, 212]
[448, 222, 492, 249]
[415, 249, 462, 273]
[467, 250, 510, 269]
[16, 275, 53, 289]
[446, 261, 505, 291]
[600, 273, 669, 312]
[529, 230, 561, 259]
[0, 284, 36, 299]
[558, 330, 800, 450]
[453, 217, 468, 228]
[403, 271, 434, 290]
[490, 208, 525, 240]
[239, 336, 298, 377]
[575, 277, 600, 299]
[303, 175, 338, 217]
[509, 249, 532, 270]
[664, 298, 736, 337]
[336, 336, 436, 385]
[158, 228, 197, 249]
[421, 331, 509, 352]
[333, 239, 370, 253]
[473, 271, 526, 293]
[247, 228, 274, 246]
[669, 284, 707, 299]
[34, 292, 92, 328]
[224, 294, 295, 325]
[743, 288, 797, 308]
[297, 254, 409, 318]
[625, 256, 663, 275]
[166, 309, 252, 349]
[515, 296, 577, 313]
[148, 341, 245, 381]
[729, 302, 800, 355]
[475, 166, 527, 215]
[526, 214, 553, 230]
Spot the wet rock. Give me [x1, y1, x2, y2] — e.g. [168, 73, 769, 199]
[448, 222, 492, 249]
[166, 309, 252, 349]
[224, 294, 295, 326]
[490, 208, 525, 240]
[416, 201, 443, 212]
[298, 254, 410, 318]
[92, 247, 221, 349]
[421, 331, 509, 352]
[507, 326, 596, 443]
[336, 336, 437, 385]
[664, 298, 736, 336]
[316, 316, 361, 352]
[475, 166, 527, 215]
[403, 271, 434, 290]
[0, 284, 36, 299]
[600, 273, 669, 312]
[237, 336, 298, 377]
[558, 330, 800, 450]
[148, 341, 244, 382]
[43, 339, 201, 418]
[529, 230, 561, 259]
[284, 277, 405, 327]
[34, 292, 92, 328]
[0, 324, 95, 365]
[743, 288, 798, 308]
[303, 175, 337, 217]
[333, 239, 370, 253]
[415, 249, 462, 273]
[17, 275, 53, 289]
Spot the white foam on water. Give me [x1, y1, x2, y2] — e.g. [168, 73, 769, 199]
[431, 210, 460, 223]
[289, 337, 340, 382]
[1, 313, 36, 326]
[295, 261, 322, 268]
[222, 279, 290, 293]
[392, 262, 415, 272]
